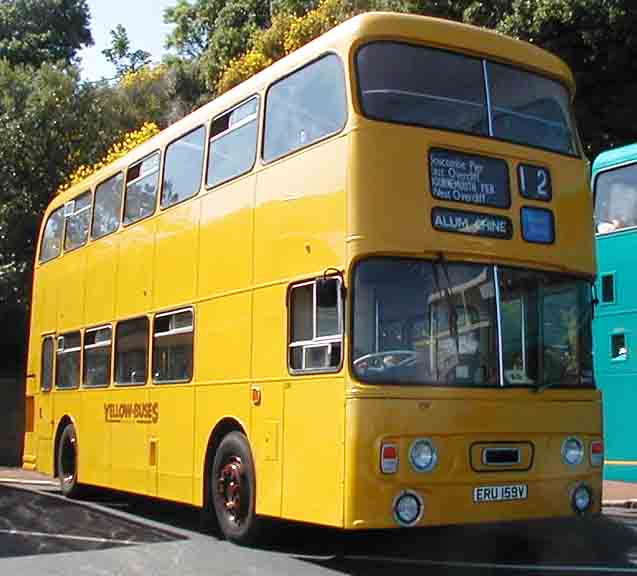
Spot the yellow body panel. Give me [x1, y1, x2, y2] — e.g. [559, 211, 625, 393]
[24, 12, 600, 531]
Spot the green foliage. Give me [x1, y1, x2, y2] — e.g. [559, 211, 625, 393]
[102, 24, 152, 77]
[0, 0, 93, 67]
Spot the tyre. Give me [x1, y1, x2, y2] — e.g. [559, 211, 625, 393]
[57, 423, 81, 498]
[211, 431, 260, 545]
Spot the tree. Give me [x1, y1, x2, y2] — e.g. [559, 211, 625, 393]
[0, 0, 93, 67]
[102, 24, 152, 77]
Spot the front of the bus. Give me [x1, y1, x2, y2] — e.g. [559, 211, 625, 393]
[343, 13, 601, 530]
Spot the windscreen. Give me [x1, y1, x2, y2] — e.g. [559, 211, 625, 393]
[594, 162, 637, 234]
[356, 41, 578, 155]
[352, 258, 594, 389]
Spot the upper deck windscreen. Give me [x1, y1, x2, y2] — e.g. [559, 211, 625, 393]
[356, 41, 577, 156]
[595, 162, 637, 235]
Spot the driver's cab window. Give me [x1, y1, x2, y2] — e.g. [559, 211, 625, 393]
[288, 277, 343, 373]
[595, 162, 637, 234]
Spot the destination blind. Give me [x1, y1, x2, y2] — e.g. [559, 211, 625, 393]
[432, 207, 513, 239]
[429, 148, 510, 208]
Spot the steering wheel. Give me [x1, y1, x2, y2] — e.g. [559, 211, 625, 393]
[353, 350, 419, 372]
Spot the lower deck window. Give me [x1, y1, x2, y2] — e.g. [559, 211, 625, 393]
[116, 317, 149, 385]
[56, 332, 81, 389]
[153, 310, 194, 383]
[84, 326, 112, 387]
[289, 278, 343, 373]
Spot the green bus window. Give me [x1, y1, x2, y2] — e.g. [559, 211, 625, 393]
[56, 332, 81, 389]
[84, 326, 112, 388]
[123, 152, 160, 225]
[488, 62, 576, 155]
[152, 309, 194, 383]
[115, 317, 149, 386]
[207, 97, 258, 188]
[39, 206, 64, 263]
[264, 54, 347, 163]
[289, 278, 342, 373]
[595, 162, 637, 234]
[41, 336, 54, 392]
[92, 172, 124, 240]
[64, 191, 92, 251]
[161, 126, 205, 208]
[356, 42, 488, 136]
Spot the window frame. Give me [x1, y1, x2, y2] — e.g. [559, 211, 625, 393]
[123, 150, 162, 227]
[287, 277, 344, 375]
[114, 316, 150, 387]
[91, 171, 125, 241]
[262, 52, 348, 165]
[600, 272, 616, 305]
[160, 124, 206, 211]
[206, 95, 260, 190]
[63, 190, 93, 253]
[55, 331, 82, 390]
[83, 324, 113, 388]
[39, 206, 65, 264]
[152, 307, 195, 385]
[353, 40, 581, 159]
[41, 335, 55, 392]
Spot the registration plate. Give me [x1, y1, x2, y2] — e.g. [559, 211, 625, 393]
[473, 484, 528, 503]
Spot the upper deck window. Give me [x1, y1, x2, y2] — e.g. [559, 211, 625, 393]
[39, 206, 64, 263]
[124, 152, 160, 225]
[595, 162, 637, 235]
[207, 97, 258, 188]
[161, 126, 205, 208]
[357, 42, 488, 136]
[356, 41, 577, 156]
[264, 54, 347, 163]
[64, 191, 92, 251]
[92, 172, 124, 240]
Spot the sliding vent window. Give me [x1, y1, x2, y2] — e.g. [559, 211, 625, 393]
[356, 42, 488, 135]
[124, 152, 160, 224]
[161, 126, 205, 208]
[487, 63, 576, 154]
[92, 172, 124, 239]
[56, 332, 81, 389]
[84, 326, 112, 387]
[153, 310, 193, 383]
[289, 278, 342, 373]
[264, 55, 347, 162]
[39, 206, 64, 262]
[115, 317, 149, 386]
[64, 191, 92, 251]
[208, 97, 258, 188]
[41, 336, 54, 392]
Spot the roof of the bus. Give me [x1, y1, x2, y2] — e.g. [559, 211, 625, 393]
[50, 11, 575, 209]
[592, 142, 637, 176]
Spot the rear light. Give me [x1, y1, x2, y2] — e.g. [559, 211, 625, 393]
[590, 440, 603, 467]
[381, 442, 399, 474]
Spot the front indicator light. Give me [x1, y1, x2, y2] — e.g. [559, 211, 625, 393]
[562, 437, 584, 466]
[572, 484, 592, 513]
[590, 440, 603, 467]
[393, 491, 423, 526]
[409, 438, 437, 472]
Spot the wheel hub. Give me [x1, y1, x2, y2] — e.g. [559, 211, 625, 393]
[217, 456, 245, 524]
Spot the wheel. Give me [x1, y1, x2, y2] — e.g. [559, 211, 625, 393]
[211, 431, 259, 545]
[57, 423, 81, 498]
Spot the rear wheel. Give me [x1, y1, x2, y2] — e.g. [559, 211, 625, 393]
[57, 423, 81, 498]
[211, 432, 260, 545]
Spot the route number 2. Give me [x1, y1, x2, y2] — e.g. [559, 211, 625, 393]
[518, 164, 552, 201]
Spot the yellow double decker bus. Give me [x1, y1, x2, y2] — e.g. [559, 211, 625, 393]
[23, 12, 601, 544]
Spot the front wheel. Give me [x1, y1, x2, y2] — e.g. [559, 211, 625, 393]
[211, 432, 260, 545]
[57, 423, 81, 498]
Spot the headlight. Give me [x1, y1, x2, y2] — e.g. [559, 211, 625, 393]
[572, 484, 592, 513]
[409, 439, 437, 472]
[393, 491, 423, 526]
[562, 437, 584, 466]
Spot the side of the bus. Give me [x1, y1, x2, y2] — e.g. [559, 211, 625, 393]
[23, 34, 355, 528]
[593, 143, 637, 481]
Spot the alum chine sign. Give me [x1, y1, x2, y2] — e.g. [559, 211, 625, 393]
[432, 207, 512, 240]
[429, 148, 510, 209]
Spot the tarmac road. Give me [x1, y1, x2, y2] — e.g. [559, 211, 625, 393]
[3, 481, 637, 575]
